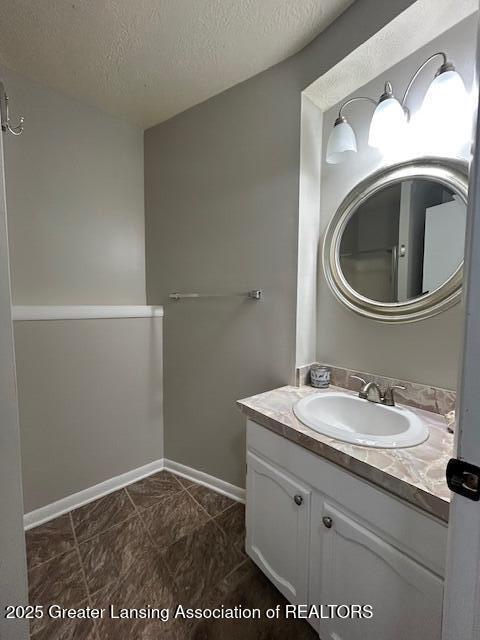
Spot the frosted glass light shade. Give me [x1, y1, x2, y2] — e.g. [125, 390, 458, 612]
[422, 69, 467, 122]
[326, 120, 357, 164]
[368, 97, 407, 151]
[415, 68, 470, 156]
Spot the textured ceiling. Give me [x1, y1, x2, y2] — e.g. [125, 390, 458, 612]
[0, 0, 354, 129]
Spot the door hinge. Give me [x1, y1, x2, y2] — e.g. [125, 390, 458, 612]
[446, 458, 480, 501]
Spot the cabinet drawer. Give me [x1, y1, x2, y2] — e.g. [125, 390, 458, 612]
[247, 419, 447, 576]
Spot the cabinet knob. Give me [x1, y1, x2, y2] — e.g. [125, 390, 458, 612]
[293, 494, 303, 506]
[322, 516, 333, 528]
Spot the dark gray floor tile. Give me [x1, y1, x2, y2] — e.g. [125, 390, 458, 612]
[163, 519, 244, 608]
[25, 514, 75, 570]
[187, 483, 235, 517]
[175, 475, 196, 489]
[71, 490, 135, 542]
[214, 502, 246, 555]
[26, 470, 314, 640]
[29, 549, 87, 609]
[93, 552, 179, 639]
[78, 514, 153, 594]
[29, 550, 88, 635]
[191, 559, 318, 639]
[95, 617, 183, 640]
[127, 471, 183, 509]
[31, 617, 97, 640]
[139, 490, 209, 551]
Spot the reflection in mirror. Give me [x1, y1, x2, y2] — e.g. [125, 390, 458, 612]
[339, 179, 467, 303]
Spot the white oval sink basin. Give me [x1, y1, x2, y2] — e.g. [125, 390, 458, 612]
[293, 392, 429, 448]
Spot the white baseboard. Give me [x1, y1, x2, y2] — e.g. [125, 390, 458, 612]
[164, 458, 245, 503]
[24, 458, 165, 530]
[24, 457, 245, 530]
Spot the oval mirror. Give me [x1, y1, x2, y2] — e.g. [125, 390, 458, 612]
[323, 158, 468, 322]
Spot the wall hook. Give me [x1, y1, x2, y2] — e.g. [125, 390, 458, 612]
[0, 83, 24, 136]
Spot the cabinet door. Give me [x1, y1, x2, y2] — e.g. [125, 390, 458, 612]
[316, 502, 443, 640]
[246, 451, 311, 603]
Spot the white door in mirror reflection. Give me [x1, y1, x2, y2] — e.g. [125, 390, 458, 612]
[423, 196, 466, 293]
[339, 178, 466, 303]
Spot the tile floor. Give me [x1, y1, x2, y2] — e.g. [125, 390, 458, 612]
[26, 471, 317, 639]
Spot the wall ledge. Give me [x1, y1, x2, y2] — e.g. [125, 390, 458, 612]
[12, 305, 164, 321]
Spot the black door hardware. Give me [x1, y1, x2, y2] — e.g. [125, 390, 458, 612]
[446, 458, 480, 501]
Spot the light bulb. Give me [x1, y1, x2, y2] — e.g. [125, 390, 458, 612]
[326, 117, 357, 164]
[418, 65, 469, 156]
[422, 67, 467, 121]
[368, 83, 407, 152]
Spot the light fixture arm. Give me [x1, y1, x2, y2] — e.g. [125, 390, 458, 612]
[337, 96, 377, 122]
[401, 52, 448, 108]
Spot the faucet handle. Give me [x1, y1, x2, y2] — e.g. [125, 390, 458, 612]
[383, 385, 406, 406]
[350, 375, 368, 399]
[350, 375, 367, 388]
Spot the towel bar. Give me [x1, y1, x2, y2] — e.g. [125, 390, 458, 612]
[169, 290, 262, 301]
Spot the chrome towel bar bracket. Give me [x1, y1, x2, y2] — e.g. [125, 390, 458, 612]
[169, 289, 262, 301]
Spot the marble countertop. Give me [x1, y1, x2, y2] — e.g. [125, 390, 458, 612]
[237, 385, 453, 522]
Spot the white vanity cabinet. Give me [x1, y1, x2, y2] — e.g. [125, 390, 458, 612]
[246, 420, 448, 640]
[312, 499, 444, 640]
[246, 451, 311, 603]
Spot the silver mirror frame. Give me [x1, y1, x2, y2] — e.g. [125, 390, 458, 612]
[323, 157, 469, 323]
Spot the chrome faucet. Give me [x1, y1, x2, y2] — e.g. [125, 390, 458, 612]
[350, 375, 405, 406]
[351, 376, 382, 402]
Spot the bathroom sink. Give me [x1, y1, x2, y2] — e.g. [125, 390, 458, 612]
[293, 392, 428, 448]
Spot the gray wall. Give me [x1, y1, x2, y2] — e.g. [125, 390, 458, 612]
[0, 69, 162, 511]
[144, 0, 416, 488]
[317, 17, 476, 390]
[14, 317, 163, 512]
[1, 66, 145, 305]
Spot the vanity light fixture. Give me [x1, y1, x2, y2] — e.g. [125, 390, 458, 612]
[325, 52, 467, 163]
